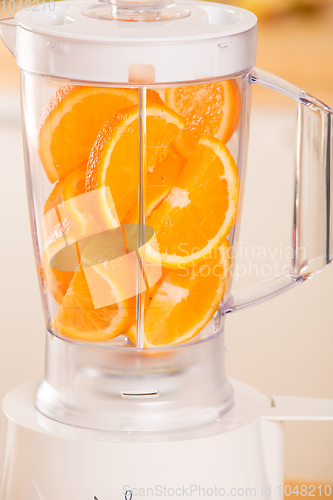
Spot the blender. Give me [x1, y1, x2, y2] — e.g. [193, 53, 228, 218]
[0, 0, 333, 498]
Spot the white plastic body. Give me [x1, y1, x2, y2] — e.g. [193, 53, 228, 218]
[0, 380, 281, 500]
[1, 381, 332, 500]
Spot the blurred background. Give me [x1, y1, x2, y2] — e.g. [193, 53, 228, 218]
[0, 0, 332, 491]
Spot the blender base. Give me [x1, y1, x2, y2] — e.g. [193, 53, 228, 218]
[36, 332, 235, 432]
[0, 380, 284, 500]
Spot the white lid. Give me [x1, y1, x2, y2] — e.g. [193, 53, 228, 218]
[14, 0, 257, 83]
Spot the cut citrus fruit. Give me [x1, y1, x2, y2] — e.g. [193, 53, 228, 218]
[62, 164, 86, 202]
[41, 210, 83, 303]
[40, 250, 74, 304]
[128, 240, 231, 347]
[144, 267, 169, 303]
[39, 86, 139, 183]
[145, 136, 239, 268]
[43, 179, 64, 216]
[43, 196, 112, 279]
[51, 265, 135, 342]
[42, 179, 64, 242]
[51, 229, 137, 342]
[41, 164, 92, 304]
[146, 89, 164, 105]
[123, 153, 186, 223]
[165, 80, 241, 158]
[86, 103, 185, 224]
[61, 164, 91, 232]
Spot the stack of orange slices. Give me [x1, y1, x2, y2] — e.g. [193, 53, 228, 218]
[39, 81, 241, 346]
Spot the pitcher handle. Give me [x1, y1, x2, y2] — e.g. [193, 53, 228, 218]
[226, 68, 333, 313]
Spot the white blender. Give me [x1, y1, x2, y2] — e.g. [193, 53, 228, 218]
[0, 1, 333, 498]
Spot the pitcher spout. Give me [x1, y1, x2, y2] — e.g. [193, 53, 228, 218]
[0, 18, 17, 56]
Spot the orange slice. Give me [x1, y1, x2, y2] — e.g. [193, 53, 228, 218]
[42, 179, 65, 242]
[39, 86, 139, 183]
[43, 162, 86, 234]
[165, 80, 241, 158]
[62, 164, 86, 202]
[123, 153, 186, 223]
[51, 265, 135, 342]
[145, 136, 239, 268]
[146, 89, 165, 105]
[61, 164, 90, 231]
[40, 250, 74, 305]
[41, 166, 89, 305]
[41, 211, 117, 306]
[144, 154, 186, 213]
[86, 103, 185, 224]
[41, 167, 86, 302]
[51, 229, 137, 342]
[43, 179, 64, 216]
[128, 241, 231, 347]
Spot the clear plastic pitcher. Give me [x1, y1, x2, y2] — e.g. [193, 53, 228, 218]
[0, 0, 332, 431]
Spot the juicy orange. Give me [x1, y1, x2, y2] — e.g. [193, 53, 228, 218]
[165, 80, 241, 158]
[42, 214, 123, 308]
[43, 179, 64, 216]
[41, 172, 75, 301]
[145, 154, 186, 213]
[51, 229, 137, 342]
[43, 162, 86, 234]
[62, 164, 86, 202]
[128, 241, 231, 347]
[42, 179, 64, 243]
[41, 166, 89, 302]
[86, 103, 185, 224]
[51, 265, 135, 342]
[43, 203, 106, 280]
[144, 267, 169, 303]
[145, 136, 239, 268]
[146, 89, 164, 105]
[40, 250, 74, 304]
[123, 154, 186, 223]
[61, 164, 89, 231]
[39, 86, 139, 183]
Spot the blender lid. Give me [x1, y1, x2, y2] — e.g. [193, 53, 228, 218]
[13, 0, 257, 83]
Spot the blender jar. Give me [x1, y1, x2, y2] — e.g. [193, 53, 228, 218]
[0, 0, 331, 431]
[24, 74, 247, 348]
